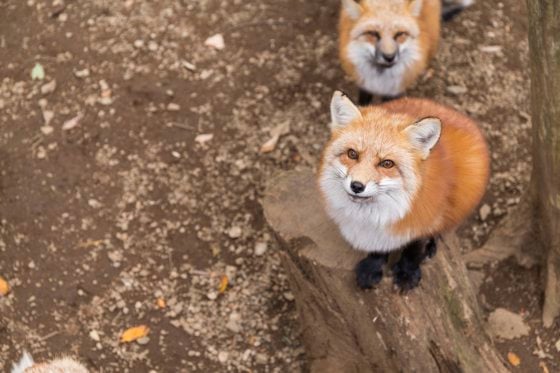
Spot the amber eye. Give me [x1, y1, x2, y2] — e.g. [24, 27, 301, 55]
[365, 31, 381, 40]
[347, 149, 359, 160]
[394, 31, 409, 43]
[379, 159, 395, 168]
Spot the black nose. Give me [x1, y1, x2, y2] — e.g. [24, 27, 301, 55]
[382, 52, 396, 63]
[350, 181, 366, 194]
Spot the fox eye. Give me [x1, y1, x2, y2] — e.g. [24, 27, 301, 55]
[347, 149, 359, 160]
[394, 31, 409, 43]
[379, 159, 395, 168]
[365, 31, 381, 40]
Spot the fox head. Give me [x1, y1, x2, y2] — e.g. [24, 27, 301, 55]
[319, 91, 441, 226]
[341, 0, 423, 73]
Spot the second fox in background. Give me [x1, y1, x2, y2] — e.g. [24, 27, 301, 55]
[339, 0, 473, 104]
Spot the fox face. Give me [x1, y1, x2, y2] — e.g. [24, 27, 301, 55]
[341, 0, 427, 96]
[320, 92, 441, 229]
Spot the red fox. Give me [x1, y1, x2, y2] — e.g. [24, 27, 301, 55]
[319, 91, 489, 290]
[11, 351, 88, 373]
[339, 0, 473, 104]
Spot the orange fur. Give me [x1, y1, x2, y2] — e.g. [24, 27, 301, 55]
[339, 0, 441, 93]
[380, 98, 489, 236]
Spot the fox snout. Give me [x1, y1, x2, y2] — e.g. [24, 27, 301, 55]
[374, 40, 399, 66]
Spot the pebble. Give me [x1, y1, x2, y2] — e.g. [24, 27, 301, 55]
[479, 204, 491, 221]
[167, 103, 180, 111]
[228, 226, 242, 239]
[74, 68, 90, 78]
[487, 308, 530, 339]
[283, 292, 294, 301]
[137, 336, 150, 345]
[446, 85, 468, 95]
[217, 351, 229, 363]
[207, 291, 218, 300]
[89, 330, 100, 342]
[41, 80, 57, 95]
[205, 34, 225, 50]
[254, 242, 267, 256]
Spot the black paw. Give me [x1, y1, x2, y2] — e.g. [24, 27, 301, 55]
[355, 254, 385, 289]
[392, 261, 421, 292]
[425, 238, 437, 259]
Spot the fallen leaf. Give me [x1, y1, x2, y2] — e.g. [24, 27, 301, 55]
[156, 298, 166, 309]
[507, 352, 520, 367]
[540, 361, 550, 373]
[0, 276, 10, 296]
[195, 133, 213, 145]
[120, 325, 149, 343]
[259, 121, 290, 153]
[31, 63, 46, 80]
[218, 275, 228, 294]
[62, 113, 83, 131]
[204, 34, 225, 50]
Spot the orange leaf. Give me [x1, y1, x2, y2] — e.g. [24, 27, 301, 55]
[156, 298, 166, 309]
[507, 352, 521, 367]
[218, 275, 228, 294]
[0, 276, 9, 296]
[120, 325, 149, 343]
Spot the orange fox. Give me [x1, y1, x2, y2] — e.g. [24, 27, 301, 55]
[339, 0, 472, 104]
[319, 91, 489, 290]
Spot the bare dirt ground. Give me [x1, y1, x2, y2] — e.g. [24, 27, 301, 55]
[0, 0, 557, 372]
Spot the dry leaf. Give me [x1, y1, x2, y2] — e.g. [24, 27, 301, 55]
[540, 362, 550, 373]
[120, 325, 149, 343]
[156, 298, 166, 309]
[259, 121, 290, 153]
[195, 133, 213, 145]
[218, 275, 228, 294]
[507, 352, 521, 367]
[62, 113, 83, 131]
[0, 276, 10, 296]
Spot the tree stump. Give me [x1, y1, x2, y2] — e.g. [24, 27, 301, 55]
[263, 170, 508, 373]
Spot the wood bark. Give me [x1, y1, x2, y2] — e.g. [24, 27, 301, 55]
[263, 170, 507, 373]
[527, 0, 560, 327]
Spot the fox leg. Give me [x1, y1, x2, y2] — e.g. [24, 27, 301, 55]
[392, 239, 432, 291]
[355, 252, 388, 289]
[358, 89, 373, 106]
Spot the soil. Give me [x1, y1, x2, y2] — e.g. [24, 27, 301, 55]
[0, 0, 557, 372]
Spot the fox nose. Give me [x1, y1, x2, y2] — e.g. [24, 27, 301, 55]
[382, 52, 396, 63]
[350, 181, 366, 194]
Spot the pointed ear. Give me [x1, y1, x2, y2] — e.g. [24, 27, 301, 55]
[408, 0, 423, 16]
[404, 117, 442, 159]
[330, 91, 362, 131]
[342, 0, 362, 20]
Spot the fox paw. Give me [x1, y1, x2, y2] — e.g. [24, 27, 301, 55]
[355, 256, 384, 289]
[392, 262, 421, 292]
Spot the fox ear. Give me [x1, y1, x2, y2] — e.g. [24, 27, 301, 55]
[330, 91, 362, 131]
[404, 117, 441, 159]
[342, 0, 362, 20]
[408, 0, 423, 16]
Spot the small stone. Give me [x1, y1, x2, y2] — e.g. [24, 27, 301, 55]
[226, 312, 242, 333]
[217, 351, 228, 363]
[283, 291, 294, 301]
[89, 330, 100, 342]
[41, 80, 57, 95]
[205, 34, 225, 50]
[147, 41, 158, 51]
[227, 226, 242, 239]
[479, 204, 491, 221]
[254, 242, 267, 256]
[42, 110, 54, 126]
[167, 103, 180, 111]
[446, 85, 467, 95]
[207, 291, 217, 300]
[555, 338, 560, 352]
[133, 39, 144, 48]
[28, 261, 36, 269]
[74, 68, 90, 78]
[40, 125, 54, 135]
[487, 308, 530, 340]
[137, 336, 150, 345]
[88, 199, 102, 208]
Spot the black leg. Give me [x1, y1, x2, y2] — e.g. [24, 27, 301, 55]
[355, 253, 388, 289]
[392, 240, 428, 292]
[358, 89, 373, 106]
